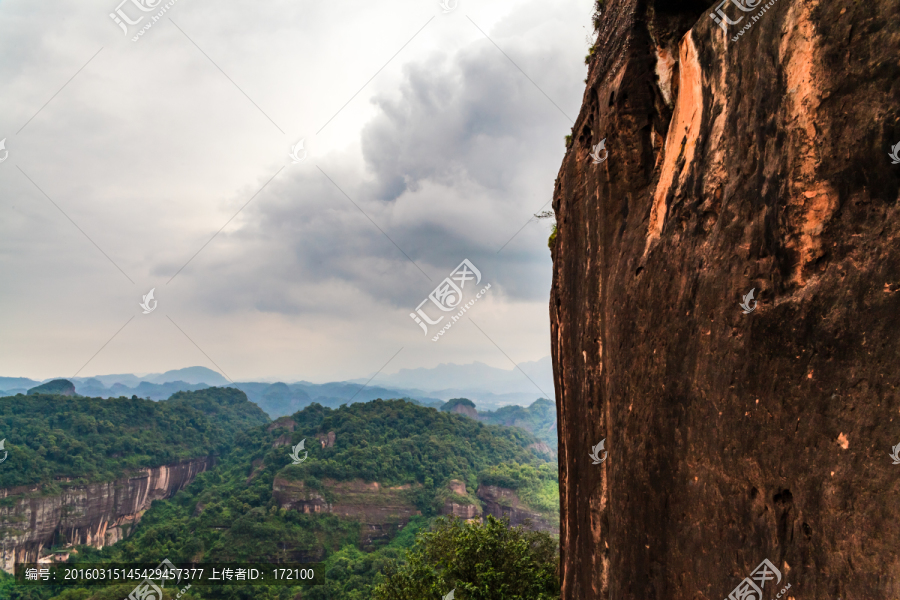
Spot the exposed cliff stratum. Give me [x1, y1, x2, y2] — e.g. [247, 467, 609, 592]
[551, 0, 900, 598]
[0, 457, 211, 572]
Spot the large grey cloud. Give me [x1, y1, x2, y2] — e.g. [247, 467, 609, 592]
[0, 0, 592, 381]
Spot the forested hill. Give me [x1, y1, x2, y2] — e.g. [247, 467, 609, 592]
[439, 398, 558, 449]
[27, 399, 558, 599]
[0, 387, 269, 489]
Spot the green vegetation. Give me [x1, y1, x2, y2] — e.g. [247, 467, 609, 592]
[437, 398, 556, 449]
[0, 387, 268, 489]
[302, 517, 431, 600]
[548, 223, 558, 248]
[281, 400, 548, 489]
[371, 516, 559, 600]
[0, 574, 200, 600]
[592, 0, 605, 30]
[439, 398, 476, 412]
[478, 463, 559, 513]
[0, 397, 557, 600]
[27, 380, 75, 396]
[478, 399, 557, 448]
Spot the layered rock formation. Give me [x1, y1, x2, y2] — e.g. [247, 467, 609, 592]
[0, 457, 212, 572]
[476, 485, 559, 535]
[551, 0, 900, 598]
[272, 477, 421, 549]
[435, 479, 557, 534]
[439, 479, 482, 520]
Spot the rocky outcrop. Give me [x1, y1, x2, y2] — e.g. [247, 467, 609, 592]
[272, 478, 330, 513]
[551, 0, 900, 598]
[315, 431, 335, 448]
[475, 485, 558, 535]
[441, 501, 481, 520]
[267, 417, 296, 432]
[526, 441, 555, 459]
[441, 398, 478, 418]
[0, 457, 212, 572]
[272, 433, 293, 448]
[439, 480, 482, 520]
[272, 477, 421, 549]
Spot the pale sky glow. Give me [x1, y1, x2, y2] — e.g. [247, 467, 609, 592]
[0, 0, 593, 383]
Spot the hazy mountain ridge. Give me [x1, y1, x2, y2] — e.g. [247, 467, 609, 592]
[1, 360, 555, 412]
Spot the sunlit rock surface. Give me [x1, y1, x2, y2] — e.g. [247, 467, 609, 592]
[550, 0, 900, 598]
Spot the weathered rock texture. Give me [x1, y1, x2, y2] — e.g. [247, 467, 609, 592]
[439, 479, 483, 520]
[315, 431, 336, 448]
[476, 485, 559, 536]
[0, 457, 212, 572]
[272, 477, 421, 549]
[551, 0, 900, 598]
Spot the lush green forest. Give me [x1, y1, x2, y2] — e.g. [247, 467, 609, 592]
[0, 394, 559, 600]
[372, 516, 559, 600]
[282, 400, 549, 487]
[0, 387, 268, 489]
[478, 399, 557, 448]
[439, 398, 558, 448]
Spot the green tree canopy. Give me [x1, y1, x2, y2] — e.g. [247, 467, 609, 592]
[371, 516, 559, 600]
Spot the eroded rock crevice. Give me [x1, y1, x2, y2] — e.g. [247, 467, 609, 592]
[552, 0, 900, 597]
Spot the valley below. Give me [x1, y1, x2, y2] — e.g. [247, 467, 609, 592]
[0, 385, 560, 600]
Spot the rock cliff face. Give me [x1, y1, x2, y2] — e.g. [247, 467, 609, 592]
[0, 457, 212, 572]
[476, 485, 559, 536]
[435, 479, 558, 534]
[551, 0, 900, 598]
[272, 478, 421, 549]
[439, 480, 482, 520]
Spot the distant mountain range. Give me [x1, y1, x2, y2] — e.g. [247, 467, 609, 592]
[351, 356, 555, 408]
[0, 358, 554, 415]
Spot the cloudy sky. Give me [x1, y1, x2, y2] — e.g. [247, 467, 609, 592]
[0, 0, 592, 384]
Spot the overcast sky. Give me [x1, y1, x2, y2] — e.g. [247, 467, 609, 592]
[0, 0, 593, 383]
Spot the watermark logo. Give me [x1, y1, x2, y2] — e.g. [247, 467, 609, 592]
[890, 443, 900, 464]
[713, 0, 781, 41]
[110, 0, 161, 34]
[442, 589, 455, 600]
[589, 439, 607, 464]
[128, 558, 183, 600]
[140, 288, 157, 314]
[290, 139, 308, 163]
[0, 439, 7, 464]
[709, 0, 750, 31]
[409, 259, 491, 341]
[290, 439, 308, 464]
[590, 139, 608, 164]
[111, 0, 183, 42]
[739, 288, 757, 314]
[724, 558, 788, 600]
[0, 139, 8, 164]
[889, 142, 900, 165]
[439, 0, 458, 13]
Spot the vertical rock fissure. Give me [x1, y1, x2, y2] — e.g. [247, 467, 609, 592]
[553, 0, 900, 597]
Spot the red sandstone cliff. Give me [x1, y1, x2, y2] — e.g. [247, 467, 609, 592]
[272, 477, 421, 549]
[0, 457, 212, 572]
[551, 0, 900, 598]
